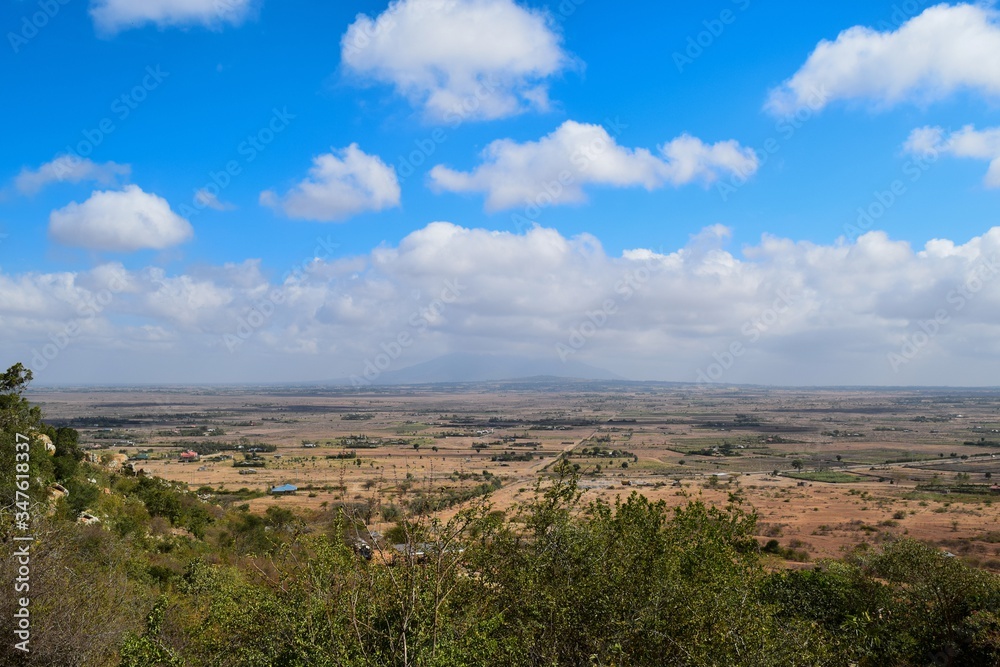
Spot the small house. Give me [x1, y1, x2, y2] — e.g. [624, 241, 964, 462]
[270, 483, 298, 495]
[179, 450, 200, 462]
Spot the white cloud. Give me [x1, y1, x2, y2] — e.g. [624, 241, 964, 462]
[261, 144, 401, 222]
[49, 185, 194, 251]
[15, 156, 130, 195]
[194, 188, 236, 211]
[905, 124, 1000, 187]
[429, 121, 759, 210]
[90, 0, 257, 34]
[5, 223, 1000, 385]
[766, 3, 1000, 115]
[341, 0, 572, 121]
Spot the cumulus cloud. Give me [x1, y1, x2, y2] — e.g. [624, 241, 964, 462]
[5, 222, 1000, 385]
[261, 144, 401, 222]
[15, 156, 130, 195]
[90, 0, 257, 34]
[49, 185, 194, 251]
[766, 3, 1000, 115]
[341, 0, 572, 121]
[905, 124, 1000, 187]
[429, 121, 759, 210]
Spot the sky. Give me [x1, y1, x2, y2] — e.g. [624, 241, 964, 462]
[1, 0, 999, 386]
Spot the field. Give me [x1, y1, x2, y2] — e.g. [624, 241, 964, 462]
[32, 381, 1000, 568]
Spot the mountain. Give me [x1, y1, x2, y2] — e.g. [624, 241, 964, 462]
[349, 353, 626, 385]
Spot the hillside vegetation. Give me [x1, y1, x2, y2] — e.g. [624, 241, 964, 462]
[2, 364, 999, 666]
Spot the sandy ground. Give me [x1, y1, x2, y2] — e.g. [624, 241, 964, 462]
[31, 384, 1000, 567]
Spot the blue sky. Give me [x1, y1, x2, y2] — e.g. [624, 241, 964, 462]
[2, 0, 999, 385]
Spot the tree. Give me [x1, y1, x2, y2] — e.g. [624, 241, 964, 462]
[0, 362, 32, 393]
[0, 363, 51, 505]
[792, 459, 804, 472]
[0, 362, 41, 431]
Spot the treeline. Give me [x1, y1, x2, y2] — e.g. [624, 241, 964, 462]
[2, 364, 1000, 666]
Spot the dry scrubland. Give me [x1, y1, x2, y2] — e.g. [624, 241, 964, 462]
[35, 381, 1000, 568]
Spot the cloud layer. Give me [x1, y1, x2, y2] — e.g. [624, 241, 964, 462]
[341, 0, 572, 121]
[15, 157, 131, 195]
[766, 3, 1000, 115]
[430, 121, 759, 210]
[261, 144, 401, 222]
[90, 0, 257, 34]
[6, 222, 1000, 385]
[48, 185, 194, 251]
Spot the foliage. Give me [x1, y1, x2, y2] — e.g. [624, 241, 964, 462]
[119, 597, 184, 667]
[0, 363, 50, 505]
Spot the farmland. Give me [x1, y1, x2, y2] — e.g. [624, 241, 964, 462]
[32, 381, 1000, 566]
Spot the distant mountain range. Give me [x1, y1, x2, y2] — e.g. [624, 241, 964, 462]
[338, 353, 626, 385]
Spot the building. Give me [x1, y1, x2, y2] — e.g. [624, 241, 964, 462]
[270, 483, 297, 495]
[179, 450, 200, 462]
